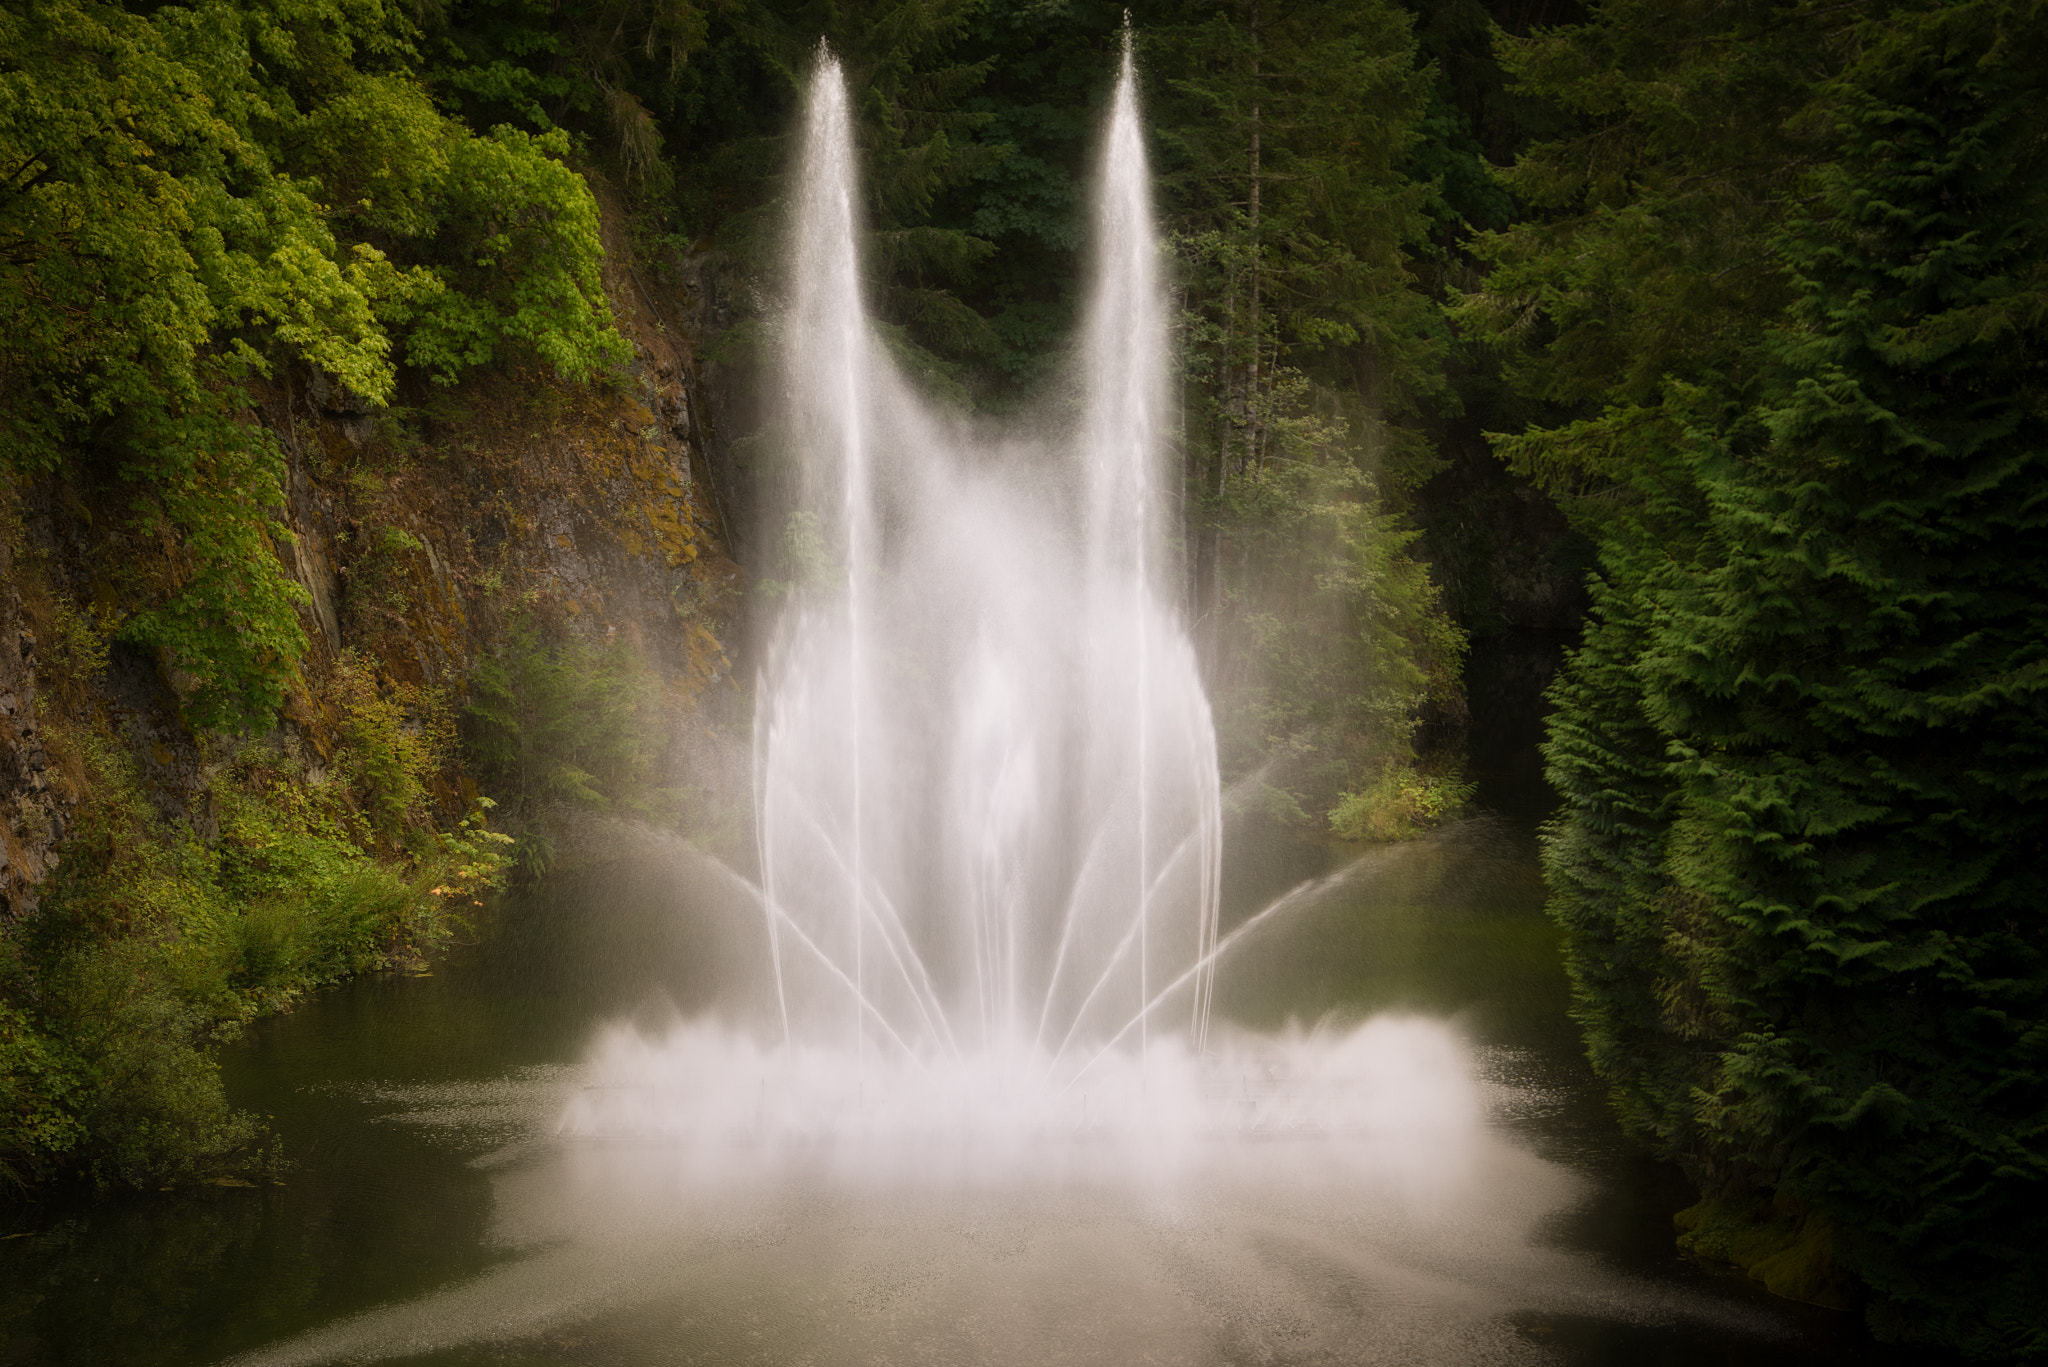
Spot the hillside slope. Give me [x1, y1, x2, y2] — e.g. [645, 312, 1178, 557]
[0, 198, 744, 1191]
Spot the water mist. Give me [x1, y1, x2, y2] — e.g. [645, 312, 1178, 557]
[222, 45, 1789, 1367]
[559, 43, 1231, 1155]
[767, 43, 1220, 1062]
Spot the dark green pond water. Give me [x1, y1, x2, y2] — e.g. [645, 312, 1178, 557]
[0, 820, 1942, 1367]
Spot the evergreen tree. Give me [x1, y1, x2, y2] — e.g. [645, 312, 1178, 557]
[1135, 0, 1467, 828]
[1482, 0, 2048, 1350]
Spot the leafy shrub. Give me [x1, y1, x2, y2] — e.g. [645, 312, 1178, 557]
[1329, 765, 1474, 843]
[399, 126, 634, 383]
[0, 655, 508, 1191]
[465, 618, 667, 841]
[325, 650, 454, 853]
[0, 731, 250, 1189]
[34, 936, 263, 1192]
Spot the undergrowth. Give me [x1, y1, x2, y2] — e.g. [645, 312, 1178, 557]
[0, 651, 509, 1192]
[1328, 763, 1474, 843]
[463, 616, 735, 871]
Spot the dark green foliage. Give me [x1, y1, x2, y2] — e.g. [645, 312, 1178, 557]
[464, 619, 676, 870]
[1485, 0, 2048, 1351]
[1151, 0, 1446, 441]
[0, 658, 507, 1191]
[1144, 0, 1468, 828]
[1, 931, 263, 1193]
[1538, 567, 1702, 1144]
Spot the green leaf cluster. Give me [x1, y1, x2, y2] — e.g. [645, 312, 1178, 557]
[2, 0, 627, 730]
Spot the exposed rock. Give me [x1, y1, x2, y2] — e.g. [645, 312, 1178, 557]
[0, 192, 745, 922]
[0, 539, 72, 924]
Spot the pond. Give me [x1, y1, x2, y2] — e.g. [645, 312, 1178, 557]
[0, 801, 1942, 1367]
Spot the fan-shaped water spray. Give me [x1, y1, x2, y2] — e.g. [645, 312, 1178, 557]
[747, 40, 1222, 1107]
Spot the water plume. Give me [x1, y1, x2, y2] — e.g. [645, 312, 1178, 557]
[212, 42, 1815, 1367]
[751, 41, 1220, 1099]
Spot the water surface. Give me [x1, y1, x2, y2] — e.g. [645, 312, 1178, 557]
[0, 827, 1941, 1367]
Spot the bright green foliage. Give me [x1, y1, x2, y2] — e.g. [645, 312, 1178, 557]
[0, 0, 409, 471]
[1, 0, 627, 731]
[395, 126, 632, 383]
[1480, 0, 2048, 1352]
[321, 650, 459, 853]
[0, 657, 509, 1190]
[1328, 762, 1473, 842]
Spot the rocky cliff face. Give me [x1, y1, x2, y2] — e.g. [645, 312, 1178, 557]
[0, 195, 746, 926]
[0, 535, 69, 923]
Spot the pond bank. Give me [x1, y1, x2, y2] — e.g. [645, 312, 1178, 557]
[0, 819, 1948, 1367]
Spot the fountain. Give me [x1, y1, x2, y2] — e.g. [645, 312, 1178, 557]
[561, 38, 1234, 1159]
[215, 39, 1789, 1367]
[762, 38, 1220, 1071]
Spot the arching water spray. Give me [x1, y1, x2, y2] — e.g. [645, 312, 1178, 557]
[749, 42, 1221, 1089]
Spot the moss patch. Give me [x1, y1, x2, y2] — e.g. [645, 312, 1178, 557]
[1676, 1193, 1858, 1310]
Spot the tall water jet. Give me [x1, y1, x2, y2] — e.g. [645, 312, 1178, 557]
[206, 40, 1809, 1367]
[748, 40, 1222, 1111]
[775, 48, 876, 1068]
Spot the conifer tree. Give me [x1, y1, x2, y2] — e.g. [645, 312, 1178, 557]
[1654, 6, 2048, 1346]
[1485, 0, 2048, 1350]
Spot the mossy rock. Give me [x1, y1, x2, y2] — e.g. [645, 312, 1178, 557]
[1676, 1194, 1858, 1310]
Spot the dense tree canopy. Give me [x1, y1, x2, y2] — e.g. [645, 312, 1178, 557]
[1471, 0, 2048, 1352]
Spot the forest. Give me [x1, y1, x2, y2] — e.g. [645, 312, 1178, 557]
[0, 0, 2043, 1359]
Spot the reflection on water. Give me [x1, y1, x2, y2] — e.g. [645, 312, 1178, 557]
[0, 826, 1932, 1366]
